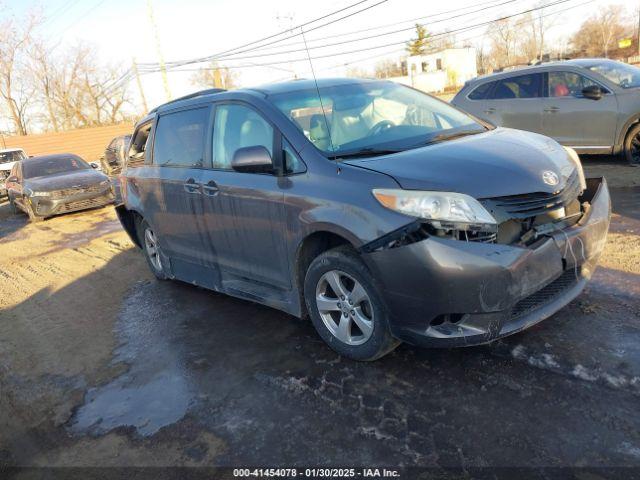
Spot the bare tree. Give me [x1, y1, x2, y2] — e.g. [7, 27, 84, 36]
[190, 61, 239, 90]
[373, 59, 404, 79]
[487, 18, 520, 69]
[571, 5, 632, 57]
[0, 12, 39, 135]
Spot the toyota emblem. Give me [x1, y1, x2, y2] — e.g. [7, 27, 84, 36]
[542, 171, 559, 186]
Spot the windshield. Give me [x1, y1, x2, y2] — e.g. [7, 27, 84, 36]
[0, 150, 27, 164]
[23, 156, 91, 179]
[586, 61, 640, 89]
[271, 81, 484, 158]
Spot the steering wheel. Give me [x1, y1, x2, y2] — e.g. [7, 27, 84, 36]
[367, 120, 395, 137]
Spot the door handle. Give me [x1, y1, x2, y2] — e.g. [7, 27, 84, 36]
[484, 107, 496, 114]
[183, 178, 201, 194]
[202, 180, 219, 196]
[544, 106, 560, 113]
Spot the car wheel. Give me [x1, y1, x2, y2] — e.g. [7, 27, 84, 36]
[624, 123, 640, 165]
[138, 219, 168, 280]
[26, 202, 44, 222]
[304, 246, 400, 361]
[8, 195, 18, 215]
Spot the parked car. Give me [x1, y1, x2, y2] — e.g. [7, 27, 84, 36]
[116, 79, 610, 361]
[100, 134, 132, 175]
[6, 153, 114, 222]
[0, 148, 28, 197]
[452, 59, 640, 163]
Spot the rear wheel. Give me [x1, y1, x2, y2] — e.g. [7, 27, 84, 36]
[624, 123, 640, 165]
[304, 246, 400, 361]
[138, 219, 168, 280]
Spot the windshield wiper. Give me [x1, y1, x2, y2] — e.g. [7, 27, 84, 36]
[424, 129, 485, 145]
[328, 147, 403, 160]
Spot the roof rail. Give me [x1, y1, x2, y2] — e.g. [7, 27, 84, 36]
[148, 88, 226, 114]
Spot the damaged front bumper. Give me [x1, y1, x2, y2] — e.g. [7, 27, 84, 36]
[362, 177, 611, 347]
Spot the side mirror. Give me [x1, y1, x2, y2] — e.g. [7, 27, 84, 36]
[231, 146, 274, 174]
[582, 85, 603, 100]
[90, 162, 99, 169]
[7, 176, 18, 183]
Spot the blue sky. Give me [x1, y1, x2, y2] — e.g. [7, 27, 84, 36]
[4, 0, 621, 113]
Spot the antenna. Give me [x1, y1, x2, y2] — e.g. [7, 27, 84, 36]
[301, 27, 336, 155]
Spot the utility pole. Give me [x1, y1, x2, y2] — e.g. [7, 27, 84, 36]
[132, 58, 149, 113]
[146, 0, 172, 101]
[276, 12, 297, 79]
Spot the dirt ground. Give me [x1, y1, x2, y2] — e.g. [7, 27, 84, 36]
[0, 156, 639, 476]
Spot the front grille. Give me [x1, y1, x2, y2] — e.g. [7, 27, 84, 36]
[50, 183, 108, 199]
[511, 268, 580, 319]
[58, 195, 112, 213]
[0, 170, 8, 180]
[483, 171, 581, 220]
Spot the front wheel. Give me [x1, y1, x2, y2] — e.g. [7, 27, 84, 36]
[26, 202, 44, 222]
[624, 123, 640, 165]
[304, 246, 400, 361]
[138, 219, 168, 280]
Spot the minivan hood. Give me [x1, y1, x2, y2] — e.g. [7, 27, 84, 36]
[344, 128, 574, 199]
[26, 169, 108, 192]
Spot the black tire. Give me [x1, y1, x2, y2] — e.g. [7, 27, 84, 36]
[624, 123, 640, 165]
[304, 245, 400, 361]
[26, 202, 44, 222]
[136, 218, 168, 280]
[8, 195, 18, 215]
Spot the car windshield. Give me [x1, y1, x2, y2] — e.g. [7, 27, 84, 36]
[271, 81, 485, 158]
[586, 61, 640, 89]
[23, 156, 91, 179]
[0, 150, 27, 164]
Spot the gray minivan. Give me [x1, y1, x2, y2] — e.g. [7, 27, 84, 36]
[452, 59, 640, 163]
[117, 79, 610, 360]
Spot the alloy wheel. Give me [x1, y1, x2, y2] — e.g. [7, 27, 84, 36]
[144, 227, 162, 272]
[315, 270, 374, 346]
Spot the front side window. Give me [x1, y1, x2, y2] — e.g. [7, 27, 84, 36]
[586, 61, 640, 89]
[271, 81, 482, 157]
[283, 140, 306, 175]
[154, 107, 209, 167]
[212, 104, 274, 170]
[128, 122, 153, 167]
[491, 73, 542, 99]
[549, 71, 603, 97]
[22, 156, 90, 179]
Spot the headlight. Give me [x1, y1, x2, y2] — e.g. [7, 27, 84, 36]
[563, 146, 587, 192]
[373, 189, 497, 231]
[24, 188, 34, 196]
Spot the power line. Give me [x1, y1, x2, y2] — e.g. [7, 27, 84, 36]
[138, 0, 578, 73]
[138, 0, 389, 70]
[235, 0, 526, 54]
[52, 0, 107, 36]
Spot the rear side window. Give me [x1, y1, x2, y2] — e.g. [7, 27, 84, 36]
[548, 71, 608, 97]
[490, 73, 542, 99]
[468, 82, 493, 100]
[154, 107, 209, 167]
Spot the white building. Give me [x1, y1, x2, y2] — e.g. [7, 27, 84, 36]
[390, 47, 477, 94]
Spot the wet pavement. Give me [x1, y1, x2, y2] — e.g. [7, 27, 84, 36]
[0, 167, 639, 473]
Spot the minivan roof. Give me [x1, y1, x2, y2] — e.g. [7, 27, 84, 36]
[145, 77, 384, 121]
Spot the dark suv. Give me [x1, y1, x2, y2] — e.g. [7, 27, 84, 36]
[117, 79, 610, 361]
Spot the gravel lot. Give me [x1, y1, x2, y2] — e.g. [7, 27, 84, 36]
[0, 157, 639, 474]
